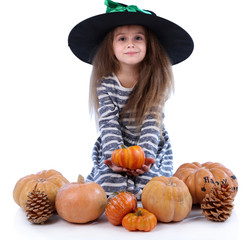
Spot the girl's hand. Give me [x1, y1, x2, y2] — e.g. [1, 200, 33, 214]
[104, 159, 129, 173]
[104, 158, 155, 176]
[126, 158, 156, 177]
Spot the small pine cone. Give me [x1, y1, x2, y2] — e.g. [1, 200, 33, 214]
[25, 187, 55, 224]
[201, 179, 234, 222]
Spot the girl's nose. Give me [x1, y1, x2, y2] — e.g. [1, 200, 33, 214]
[127, 38, 135, 48]
[127, 42, 135, 48]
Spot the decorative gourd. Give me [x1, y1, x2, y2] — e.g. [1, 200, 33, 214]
[173, 162, 238, 204]
[105, 191, 137, 225]
[141, 176, 192, 222]
[55, 175, 107, 223]
[122, 207, 157, 232]
[111, 145, 145, 170]
[13, 169, 69, 210]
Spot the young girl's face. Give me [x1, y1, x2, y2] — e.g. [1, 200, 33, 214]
[112, 25, 147, 68]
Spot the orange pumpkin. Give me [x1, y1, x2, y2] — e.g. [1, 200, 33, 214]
[122, 207, 157, 232]
[13, 169, 69, 210]
[141, 176, 192, 222]
[111, 145, 145, 170]
[55, 175, 107, 223]
[105, 191, 137, 225]
[173, 162, 238, 204]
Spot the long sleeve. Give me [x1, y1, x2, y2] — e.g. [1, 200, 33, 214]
[137, 114, 160, 160]
[97, 80, 124, 160]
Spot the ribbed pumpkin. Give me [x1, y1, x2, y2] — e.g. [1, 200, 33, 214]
[141, 176, 192, 222]
[173, 162, 238, 204]
[105, 191, 137, 225]
[13, 169, 69, 210]
[111, 145, 145, 170]
[122, 207, 157, 232]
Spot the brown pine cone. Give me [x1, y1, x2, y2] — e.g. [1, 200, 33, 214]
[25, 187, 55, 224]
[201, 179, 234, 222]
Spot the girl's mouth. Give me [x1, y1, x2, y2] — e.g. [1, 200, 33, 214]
[125, 52, 138, 55]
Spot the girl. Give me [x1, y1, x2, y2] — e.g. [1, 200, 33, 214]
[68, 0, 194, 199]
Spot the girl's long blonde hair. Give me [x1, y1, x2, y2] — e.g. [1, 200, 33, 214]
[89, 25, 174, 129]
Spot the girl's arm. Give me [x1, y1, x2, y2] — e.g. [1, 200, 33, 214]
[137, 114, 160, 161]
[125, 113, 160, 176]
[97, 80, 124, 161]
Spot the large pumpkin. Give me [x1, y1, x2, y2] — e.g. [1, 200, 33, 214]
[173, 162, 238, 204]
[141, 176, 192, 222]
[13, 169, 69, 210]
[111, 145, 145, 170]
[55, 175, 107, 223]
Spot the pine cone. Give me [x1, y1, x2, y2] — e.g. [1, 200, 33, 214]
[201, 179, 234, 222]
[25, 187, 55, 224]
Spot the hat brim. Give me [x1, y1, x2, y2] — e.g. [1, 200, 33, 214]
[68, 12, 194, 65]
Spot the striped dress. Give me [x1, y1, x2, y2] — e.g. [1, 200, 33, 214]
[86, 73, 173, 199]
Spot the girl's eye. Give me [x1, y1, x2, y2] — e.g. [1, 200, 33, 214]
[118, 37, 126, 41]
[135, 36, 143, 41]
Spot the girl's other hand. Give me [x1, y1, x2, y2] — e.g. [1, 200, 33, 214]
[127, 158, 156, 177]
[104, 158, 155, 176]
[104, 159, 128, 173]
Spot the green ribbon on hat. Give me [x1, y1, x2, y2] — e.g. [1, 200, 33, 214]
[105, 0, 152, 15]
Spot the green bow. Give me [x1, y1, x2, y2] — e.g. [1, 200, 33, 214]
[105, 0, 152, 15]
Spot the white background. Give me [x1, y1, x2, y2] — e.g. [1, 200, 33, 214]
[0, 0, 248, 239]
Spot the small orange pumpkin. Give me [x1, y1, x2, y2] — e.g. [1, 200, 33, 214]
[13, 169, 69, 210]
[122, 207, 157, 232]
[111, 145, 145, 170]
[173, 162, 238, 204]
[105, 191, 137, 225]
[141, 176, 192, 222]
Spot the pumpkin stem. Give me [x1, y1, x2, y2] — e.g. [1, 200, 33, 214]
[136, 208, 143, 216]
[37, 178, 46, 182]
[121, 144, 126, 149]
[168, 179, 177, 187]
[77, 175, 85, 184]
